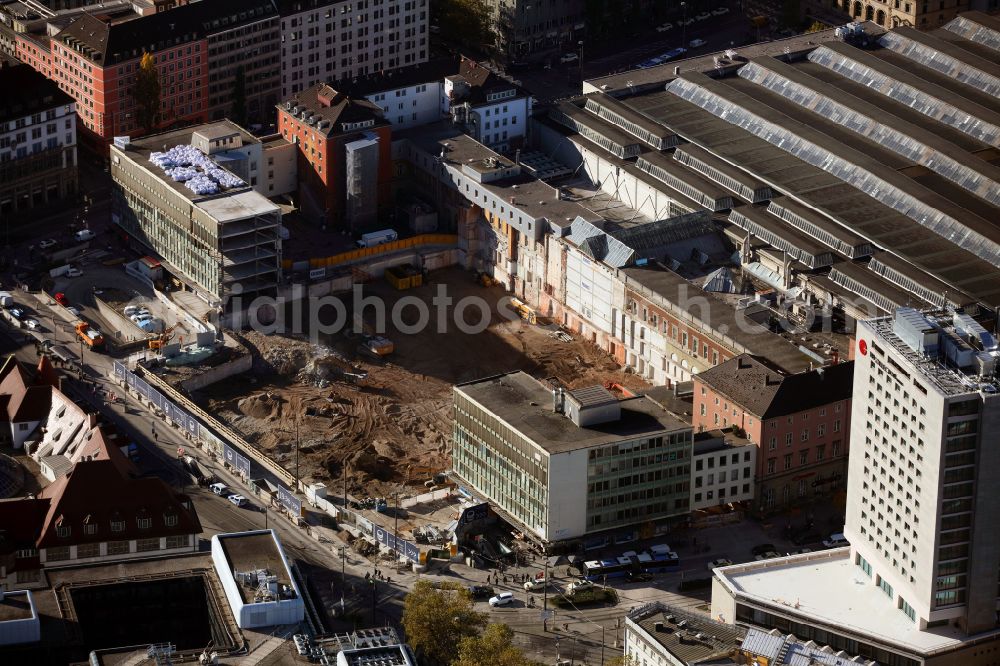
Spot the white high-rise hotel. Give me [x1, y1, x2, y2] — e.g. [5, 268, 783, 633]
[711, 308, 1000, 666]
[846, 309, 1000, 634]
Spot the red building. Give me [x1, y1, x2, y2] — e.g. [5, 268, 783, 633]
[277, 84, 392, 231]
[692, 354, 854, 515]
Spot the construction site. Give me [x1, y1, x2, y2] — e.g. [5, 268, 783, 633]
[189, 268, 648, 497]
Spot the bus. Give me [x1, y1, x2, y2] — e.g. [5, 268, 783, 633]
[582, 558, 633, 581]
[643, 550, 681, 573]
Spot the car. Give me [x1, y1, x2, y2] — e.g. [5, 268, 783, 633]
[468, 585, 495, 600]
[8, 307, 24, 321]
[559, 52, 579, 64]
[39, 239, 57, 249]
[678, 17, 695, 26]
[66, 306, 80, 318]
[695, 11, 711, 20]
[24, 318, 40, 330]
[754, 551, 781, 561]
[123, 305, 141, 316]
[712, 6, 730, 15]
[209, 482, 229, 496]
[689, 38, 707, 48]
[707, 558, 734, 571]
[524, 577, 550, 591]
[74, 229, 96, 242]
[228, 494, 249, 507]
[751, 543, 776, 556]
[626, 571, 653, 582]
[54, 292, 69, 307]
[790, 548, 813, 555]
[656, 22, 674, 32]
[567, 580, 594, 595]
[823, 533, 850, 548]
[488, 592, 514, 607]
[66, 267, 83, 278]
[131, 314, 153, 324]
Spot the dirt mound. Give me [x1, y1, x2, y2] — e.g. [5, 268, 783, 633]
[237, 393, 282, 419]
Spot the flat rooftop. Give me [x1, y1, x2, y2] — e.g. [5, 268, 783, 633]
[217, 531, 293, 604]
[693, 428, 755, 455]
[716, 549, 978, 655]
[455, 371, 690, 454]
[629, 603, 745, 663]
[114, 123, 279, 223]
[0, 591, 34, 622]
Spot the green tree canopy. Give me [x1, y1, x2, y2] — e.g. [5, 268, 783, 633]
[402, 580, 486, 665]
[451, 623, 546, 666]
[432, 0, 492, 51]
[133, 51, 161, 132]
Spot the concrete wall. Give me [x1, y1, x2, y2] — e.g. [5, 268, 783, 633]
[94, 296, 147, 342]
[547, 449, 589, 541]
[178, 353, 252, 392]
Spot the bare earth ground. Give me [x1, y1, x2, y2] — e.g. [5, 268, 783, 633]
[193, 268, 648, 497]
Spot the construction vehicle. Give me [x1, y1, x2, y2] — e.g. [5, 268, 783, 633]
[75, 321, 105, 351]
[510, 298, 537, 325]
[149, 325, 177, 350]
[353, 313, 394, 357]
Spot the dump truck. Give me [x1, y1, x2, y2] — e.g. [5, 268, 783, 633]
[75, 321, 105, 351]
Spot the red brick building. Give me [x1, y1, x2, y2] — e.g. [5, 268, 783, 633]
[692, 354, 854, 515]
[277, 84, 391, 231]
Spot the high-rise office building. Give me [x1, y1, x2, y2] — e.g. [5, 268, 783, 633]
[846, 309, 1000, 634]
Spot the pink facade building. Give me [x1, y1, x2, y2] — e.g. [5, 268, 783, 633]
[692, 354, 854, 514]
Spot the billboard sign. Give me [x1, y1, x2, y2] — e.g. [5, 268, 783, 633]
[373, 525, 420, 562]
[277, 486, 302, 516]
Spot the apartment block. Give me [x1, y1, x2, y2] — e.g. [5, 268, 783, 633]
[0, 58, 78, 217]
[277, 83, 391, 230]
[276, 0, 429, 101]
[690, 429, 756, 511]
[110, 122, 282, 307]
[485, 0, 585, 61]
[693, 354, 853, 513]
[811, 0, 969, 30]
[442, 57, 532, 152]
[452, 372, 692, 543]
[847, 309, 1000, 633]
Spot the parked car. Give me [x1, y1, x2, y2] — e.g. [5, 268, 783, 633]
[54, 292, 69, 306]
[793, 531, 822, 546]
[567, 580, 594, 595]
[559, 52, 579, 64]
[751, 543, 776, 556]
[468, 585, 495, 600]
[707, 558, 734, 570]
[695, 11, 711, 20]
[39, 239, 57, 249]
[524, 577, 550, 591]
[754, 551, 781, 561]
[712, 6, 730, 15]
[209, 483, 229, 496]
[24, 318, 40, 330]
[74, 229, 96, 242]
[823, 533, 850, 548]
[8, 307, 24, 321]
[124, 305, 141, 316]
[656, 22, 674, 32]
[228, 494, 249, 507]
[489, 592, 514, 607]
[66, 267, 83, 278]
[66, 306, 80, 318]
[689, 38, 707, 48]
[678, 17, 695, 26]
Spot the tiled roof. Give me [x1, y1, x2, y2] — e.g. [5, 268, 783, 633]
[280, 83, 388, 137]
[35, 459, 200, 548]
[7, 386, 52, 424]
[0, 62, 75, 126]
[57, 0, 278, 66]
[696, 354, 854, 418]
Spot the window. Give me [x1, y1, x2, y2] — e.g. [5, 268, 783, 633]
[166, 535, 190, 549]
[800, 429, 809, 442]
[46, 546, 70, 562]
[56, 525, 71, 538]
[84, 523, 97, 535]
[900, 598, 916, 622]
[785, 433, 793, 446]
[136, 538, 160, 553]
[769, 437, 776, 451]
[164, 513, 178, 527]
[111, 519, 125, 533]
[817, 424, 825, 437]
[767, 458, 776, 474]
[878, 576, 894, 599]
[76, 542, 100, 559]
[784, 454, 792, 470]
[816, 445, 825, 461]
[833, 419, 841, 432]
[107, 540, 130, 556]
[857, 553, 872, 576]
[137, 517, 151, 530]
[799, 450, 808, 465]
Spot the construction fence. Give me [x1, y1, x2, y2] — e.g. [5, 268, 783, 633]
[283, 233, 459, 270]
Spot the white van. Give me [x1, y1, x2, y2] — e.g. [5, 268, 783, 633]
[74, 229, 96, 242]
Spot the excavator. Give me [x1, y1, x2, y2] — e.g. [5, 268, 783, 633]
[148, 324, 179, 351]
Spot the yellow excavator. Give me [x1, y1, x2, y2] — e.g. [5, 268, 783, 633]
[148, 325, 178, 350]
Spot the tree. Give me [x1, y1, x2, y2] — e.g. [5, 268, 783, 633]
[451, 624, 546, 666]
[133, 52, 161, 132]
[432, 0, 492, 52]
[231, 66, 247, 127]
[606, 655, 640, 666]
[402, 580, 486, 665]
